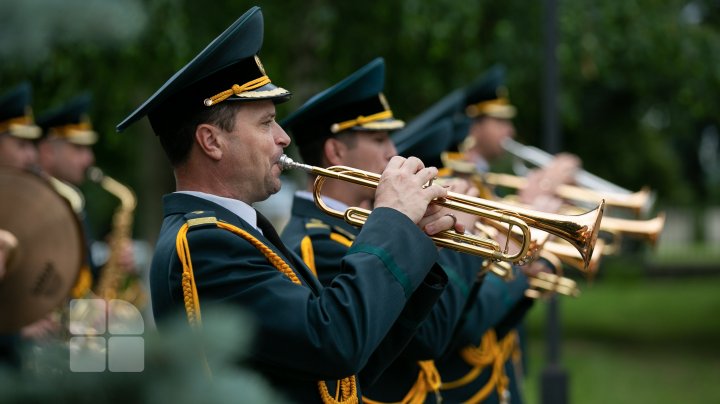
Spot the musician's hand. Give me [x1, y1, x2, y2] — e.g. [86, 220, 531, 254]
[0, 229, 18, 281]
[519, 153, 580, 210]
[419, 178, 479, 235]
[375, 156, 447, 224]
[519, 169, 564, 212]
[521, 260, 553, 278]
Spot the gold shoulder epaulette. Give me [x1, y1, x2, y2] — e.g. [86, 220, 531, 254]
[184, 211, 218, 228]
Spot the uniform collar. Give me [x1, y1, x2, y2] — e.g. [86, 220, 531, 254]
[175, 190, 259, 232]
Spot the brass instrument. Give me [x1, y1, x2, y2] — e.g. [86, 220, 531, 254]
[543, 238, 606, 277]
[561, 206, 665, 254]
[88, 167, 146, 307]
[481, 171, 651, 216]
[501, 138, 656, 215]
[525, 271, 580, 299]
[441, 151, 650, 215]
[474, 221, 584, 297]
[279, 155, 605, 269]
[502, 138, 633, 195]
[599, 214, 665, 248]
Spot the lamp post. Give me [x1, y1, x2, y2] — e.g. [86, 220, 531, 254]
[540, 0, 569, 403]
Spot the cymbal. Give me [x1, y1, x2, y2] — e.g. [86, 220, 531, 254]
[0, 167, 83, 332]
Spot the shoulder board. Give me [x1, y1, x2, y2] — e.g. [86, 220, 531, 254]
[183, 210, 218, 229]
[331, 225, 356, 241]
[304, 218, 331, 236]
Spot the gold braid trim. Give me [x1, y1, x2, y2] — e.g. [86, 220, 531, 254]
[0, 115, 32, 131]
[203, 76, 271, 106]
[330, 110, 394, 134]
[329, 232, 353, 247]
[363, 360, 442, 404]
[177, 223, 202, 326]
[440, 331, 497, 390]
[439, 330, 517, 404]
[176, 219, 358, 404]
[318, 376, 359, 404]
[300, 235, 317, 277]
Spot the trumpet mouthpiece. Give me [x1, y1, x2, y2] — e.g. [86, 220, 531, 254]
[279, 154, 313, 173]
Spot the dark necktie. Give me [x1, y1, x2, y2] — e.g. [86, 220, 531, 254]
[254, 210, 304, 272]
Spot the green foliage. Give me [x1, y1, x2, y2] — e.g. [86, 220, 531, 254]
[524, 276, 720, 403]
[2, 0, 720, 240]
[0, 306, 288, 403]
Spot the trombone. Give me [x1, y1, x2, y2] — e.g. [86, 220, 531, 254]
[279, 155, 605, 269]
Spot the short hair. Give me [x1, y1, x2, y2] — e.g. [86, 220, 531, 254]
[157, 103, 239, 166]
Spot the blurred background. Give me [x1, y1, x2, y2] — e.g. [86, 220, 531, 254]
[2, 0, 719, 402]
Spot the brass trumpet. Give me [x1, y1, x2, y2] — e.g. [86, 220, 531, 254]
[525, 271, 581, 299]
[542, 238, 606, 277]
[480, 171, 651, 216]
[441, 151, 650, 215]
[599, 213, 665, 246]
[279, 155, 605, 269]
[500, 138, 657, 215]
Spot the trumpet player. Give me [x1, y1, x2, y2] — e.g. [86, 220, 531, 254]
[392, 65, 582, 404]
[282, 57, 487, 403]
[115, 7, 463, 403]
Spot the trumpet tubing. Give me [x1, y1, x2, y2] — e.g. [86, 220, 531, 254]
[524, 271, 580, 299]
[599, 213, 666, 246]
[482, 172, 651, 215]
[279, 155, 604, 269]
[502, 138, 634, 195]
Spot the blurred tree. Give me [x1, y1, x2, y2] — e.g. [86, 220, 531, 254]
[2, 0, 719, 243]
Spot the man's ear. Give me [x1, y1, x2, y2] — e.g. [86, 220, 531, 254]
[195, 124, 223, 161]
[323, 137, 347, 166]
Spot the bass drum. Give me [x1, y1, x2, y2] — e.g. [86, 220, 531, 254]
[0, 167, 83, 332]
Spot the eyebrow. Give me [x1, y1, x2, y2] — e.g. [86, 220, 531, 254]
[259, 110, 276, 121]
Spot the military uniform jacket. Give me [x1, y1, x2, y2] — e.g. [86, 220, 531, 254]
[436, 264, 532, 404]
[150, 193, 445, 403]
[282, 196, 481, 403]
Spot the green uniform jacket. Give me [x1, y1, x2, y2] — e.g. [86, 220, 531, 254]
[437, 264, 533, 404]
[282, 196, 481, 403]
[150, 193, 447, 403]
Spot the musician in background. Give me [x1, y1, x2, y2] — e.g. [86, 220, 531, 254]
[0, 82, 41, 288]
[0, 83, 41, 172]
[0, 83, 57, 366]
[391, 65, 576, 404]
[36, 94, 135, 297]
[461, 65, 580, 213]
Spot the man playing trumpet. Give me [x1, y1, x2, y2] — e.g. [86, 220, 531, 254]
[281, 57, 494, 403]
[392, 64, 582, 404]
[115, 7, 463, 403]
